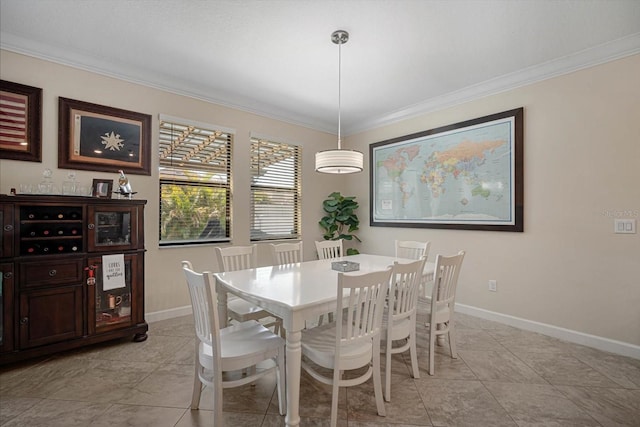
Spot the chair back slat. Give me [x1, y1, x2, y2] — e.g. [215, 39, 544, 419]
[315, 239, 343, 260]
[215, 245, 257, 272]
[270, 242, 303, 265]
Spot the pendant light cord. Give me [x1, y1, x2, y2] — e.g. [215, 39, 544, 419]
[337, 39, 342, 150]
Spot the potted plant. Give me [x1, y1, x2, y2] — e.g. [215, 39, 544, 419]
[319, 192, 361, 255]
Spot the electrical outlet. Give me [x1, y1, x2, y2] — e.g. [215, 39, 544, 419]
[614, 218, 636, 234]
[488, 280, 497, 292]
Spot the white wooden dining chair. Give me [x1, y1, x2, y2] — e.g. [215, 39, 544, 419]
[422, 250, 465, 375]
[269, 241, 303, 265]
[382, 256, 426, 401]
[181, 261, 286, 425]
[315, 239, 343, 260]
[301, 267, 392, 427]
[215, 245, 282, 335]
[394, 240, 430, 261]
[395, 240, 432, 299]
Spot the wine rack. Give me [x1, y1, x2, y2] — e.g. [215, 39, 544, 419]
[1, 194, 147, 365]
[19, 205, 83, 255]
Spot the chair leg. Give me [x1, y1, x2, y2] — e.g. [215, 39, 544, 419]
[372, 344, 386, 417]
[191, 345, 203, 409]
[276, 350, 286, 415]
[330, 370, 342, 427]
[429, 328, 436, 376]
[384, 339, 392, 402]
[191, 370, 203, 409]
[409, 329, 420, 379]
[448, 322, 458, 359]
[213, 380, 224, 427]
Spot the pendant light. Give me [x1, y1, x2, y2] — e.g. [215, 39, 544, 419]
[315, 30, 363, 174]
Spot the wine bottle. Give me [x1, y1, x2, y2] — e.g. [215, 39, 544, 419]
[42, 245, 50, 253]
[70, 212, 80, 219]
[27, 212, 36, 219]
[57, 213, 65, 219]
[57, 245, 65, 252]
[42, 228, 51, 236]
[70, 228, 79, 235]
[57, 228, 65, 236]
[70, 245, 79, 252]
[42, 213, 50, 219]
[29, 230, 37, 237]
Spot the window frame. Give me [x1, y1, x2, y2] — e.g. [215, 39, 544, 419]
[250, 135, 302, 242]
[158, 115, 234, 247]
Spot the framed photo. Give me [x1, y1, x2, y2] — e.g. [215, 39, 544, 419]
[92, 179, 113, 198]
[370, 108, 523, 232]
[58, 97, 151, 175]
[0, 80, 42, 162]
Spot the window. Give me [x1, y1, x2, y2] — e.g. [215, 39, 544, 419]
[250, 136, 301, 241]
[158, 116, 232, 246]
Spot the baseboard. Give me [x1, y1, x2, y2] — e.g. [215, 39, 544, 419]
[144, 303, 639, 359]
[455, 303, 640, 360]
[146, 305, 192, 323]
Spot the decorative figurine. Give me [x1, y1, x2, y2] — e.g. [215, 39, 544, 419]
[117, 170, 135, 199]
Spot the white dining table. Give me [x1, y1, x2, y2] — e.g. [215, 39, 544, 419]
[214, 253, 435, 427]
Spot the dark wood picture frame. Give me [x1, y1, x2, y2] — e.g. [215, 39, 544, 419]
[370, 108, 523, 232]
[0, 80, 42, 162]
[92, 179, 113, 198]
[59, 97, 151, 175]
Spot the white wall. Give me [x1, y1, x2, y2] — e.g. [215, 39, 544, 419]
[345, 54, 640, 348]
[0, 50, 345, 317]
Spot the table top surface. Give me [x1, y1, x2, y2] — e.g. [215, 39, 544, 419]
[214, 253, 435, 311]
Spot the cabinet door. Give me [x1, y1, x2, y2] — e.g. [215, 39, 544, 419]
[19, 285, 83, 349]
[87, 254, 141, 335]
[0, 203, 14, 258]
[87, 205, 139, 252]
[0, 263, 15, 353]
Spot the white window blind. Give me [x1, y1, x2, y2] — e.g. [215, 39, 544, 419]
[158, 116, 233, 245]
[250, 137, 301, 241]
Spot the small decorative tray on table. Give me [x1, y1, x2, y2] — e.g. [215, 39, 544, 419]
[331, 261, 360, 272]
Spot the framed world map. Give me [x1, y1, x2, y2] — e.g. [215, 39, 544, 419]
[370, 108, 523, 232]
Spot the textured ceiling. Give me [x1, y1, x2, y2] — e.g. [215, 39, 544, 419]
[1, 0, 639, 135]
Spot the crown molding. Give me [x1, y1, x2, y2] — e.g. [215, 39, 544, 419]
[2, 32, 638, 136]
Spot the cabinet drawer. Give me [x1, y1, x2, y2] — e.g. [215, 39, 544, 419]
[20, 259, 84, 288]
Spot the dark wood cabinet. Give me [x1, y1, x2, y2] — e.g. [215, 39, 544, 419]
[0, 195, 147, 365]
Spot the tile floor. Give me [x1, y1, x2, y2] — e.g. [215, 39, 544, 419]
[1, 312, 639, 426]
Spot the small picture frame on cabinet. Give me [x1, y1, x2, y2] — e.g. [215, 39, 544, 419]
[92, 179, 113, 198]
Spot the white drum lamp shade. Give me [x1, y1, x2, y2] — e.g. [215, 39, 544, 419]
[315, 149, 363, 174]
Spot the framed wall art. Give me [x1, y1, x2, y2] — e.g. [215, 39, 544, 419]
[370, 108, 523, 232]
[58, 97, 151, 175]
[0, 80, 42, 162]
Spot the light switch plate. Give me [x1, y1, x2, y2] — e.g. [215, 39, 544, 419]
[614, 219, 636, 234]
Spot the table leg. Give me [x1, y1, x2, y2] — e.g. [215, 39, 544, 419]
[285, 330, 302, 427]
